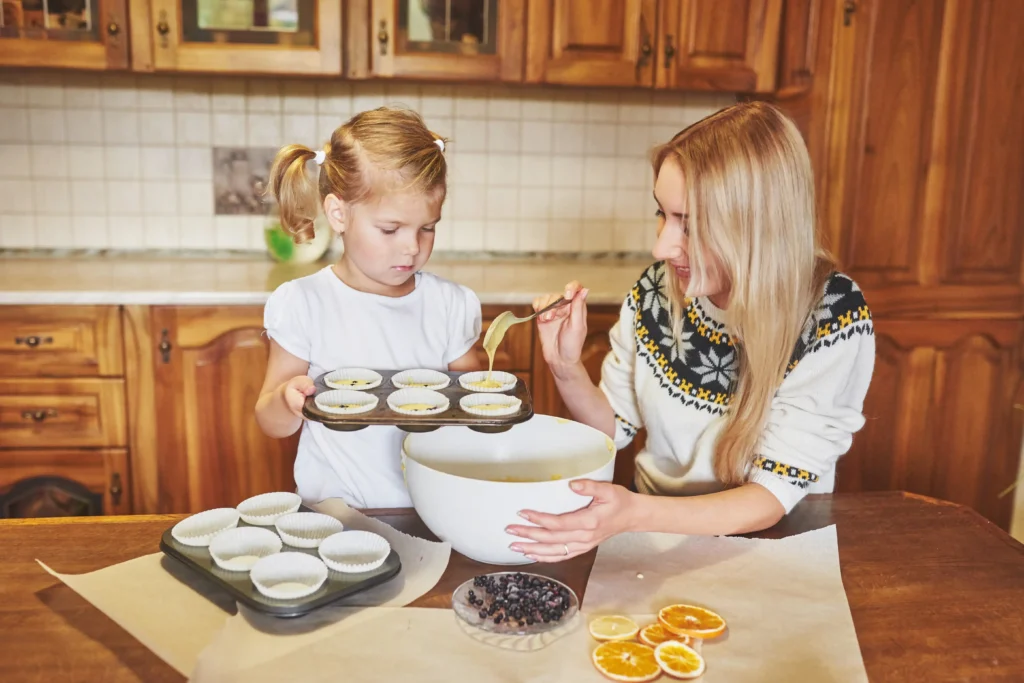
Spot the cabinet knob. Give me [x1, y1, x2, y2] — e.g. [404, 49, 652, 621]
[109, 472, 123, 507]
[22, 409, 58, 422]
[377, 20, 389, 56]
[843, 1, 857, 27]
[15, 335, 53, 348]
[158, 329, 172, 364]
[107, 21, 120, 36]
[663, 35, 676, 68]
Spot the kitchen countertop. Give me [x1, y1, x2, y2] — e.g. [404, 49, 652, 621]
[0, 254, 652, 306]
[2, 492, 1023, 682]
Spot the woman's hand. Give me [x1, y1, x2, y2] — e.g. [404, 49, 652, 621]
[505, 480, 638, 562]
[281, 375, 315, 418]
[533, 281, 589, 380]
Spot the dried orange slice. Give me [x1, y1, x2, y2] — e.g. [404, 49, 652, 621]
[654, 641, 705, 679]
[639, 622, 689, 647]
[592, 641, 662, 682]
[589, 615, 640, 641]
[657, 604, 726, 639]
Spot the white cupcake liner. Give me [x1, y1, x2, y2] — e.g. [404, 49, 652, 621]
[209, 526, 283, 572]
[236, 491, 302, 525]
[315, 389, 379, 415]
[459, 392, 523, 417]
[391, 369, 450, 390]
[458, 371, 518, 393]
[386, 388, 450, 416]
[324, 368, 382, 390]
[171, 508, 240, 547]
[250, 552, 328, 600]
[275, 512, 345, 549]
[318, 530, 392, 573]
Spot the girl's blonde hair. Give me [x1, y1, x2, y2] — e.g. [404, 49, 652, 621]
[268, 107, 448, 243]
[653, 101, 835, 486]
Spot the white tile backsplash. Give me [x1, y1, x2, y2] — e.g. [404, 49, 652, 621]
[0, 70, 730, 252]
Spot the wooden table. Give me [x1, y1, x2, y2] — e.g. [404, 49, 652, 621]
[1, 492, 1022, 682]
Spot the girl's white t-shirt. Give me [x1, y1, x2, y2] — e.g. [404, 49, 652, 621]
[264, 266, 482, 508]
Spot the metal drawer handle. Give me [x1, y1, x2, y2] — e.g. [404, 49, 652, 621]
[22, 409, 59, 422]
[15, 335, 54, 348]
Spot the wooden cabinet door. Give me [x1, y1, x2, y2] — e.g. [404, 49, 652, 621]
[359, 0, 525, 80]
[0, 449, 129, 517]
[657, 0, 782, 93]
[124, 306, 298, 514]
[133, 0, 341, 73]
[836, 318, 1024, 529]
[0, 306, 123, 378]
[0, 0, 128, 69]
[525, 0, 657, 87]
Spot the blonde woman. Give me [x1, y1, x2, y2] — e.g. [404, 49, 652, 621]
[508, 102, 875, 562]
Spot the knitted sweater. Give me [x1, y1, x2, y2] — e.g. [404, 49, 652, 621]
[600, 262, 875, 512]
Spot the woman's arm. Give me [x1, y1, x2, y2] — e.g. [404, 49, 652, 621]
[255, 340, 314, 439]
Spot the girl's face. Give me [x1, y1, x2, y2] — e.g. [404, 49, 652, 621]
[324, 189, 442, 297]
[651, 157, 728, 304]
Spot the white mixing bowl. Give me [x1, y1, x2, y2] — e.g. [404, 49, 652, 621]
[402, 414, 616, 565]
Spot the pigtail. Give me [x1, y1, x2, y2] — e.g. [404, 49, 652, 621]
[267, 144, 320, 244]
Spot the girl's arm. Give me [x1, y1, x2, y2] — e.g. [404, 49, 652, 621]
[255, 340, 315, 438]
[448, 349, 482, 372]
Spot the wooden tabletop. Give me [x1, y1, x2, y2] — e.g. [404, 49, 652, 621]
[1, 492, 1022, 682]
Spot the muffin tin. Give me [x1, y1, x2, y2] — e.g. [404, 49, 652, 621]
[303, 369, 534, 434]
[160, 503, 401, 618]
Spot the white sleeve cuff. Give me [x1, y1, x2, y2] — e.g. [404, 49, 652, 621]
[612, 414, 639, 450]
[749, 470, 809, 514]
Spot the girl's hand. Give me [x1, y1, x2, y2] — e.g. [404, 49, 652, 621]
[505, 480, 637, 562]
[281, 375, 315, 418]
[532, 281, 589, 380]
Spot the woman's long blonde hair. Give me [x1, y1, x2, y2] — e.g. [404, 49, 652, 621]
[653, 101, 835, 486]
[267, 107, 447, 243]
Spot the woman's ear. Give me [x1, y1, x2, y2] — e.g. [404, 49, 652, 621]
[323, 194, 346, 235]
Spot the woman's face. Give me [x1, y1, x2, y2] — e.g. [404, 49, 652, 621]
[652, 157, 728, 303]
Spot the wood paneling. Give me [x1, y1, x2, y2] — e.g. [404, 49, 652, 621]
[775, 0, 822, 97]
[0, 0, 129, 69]
[525, 0, 657, 87]
[130, 306, 298, 513]
[837, 318, 1022, 528]
[0, 449, 129, 516]
[658, 0, 783, 93]
[0, 379, 126, 449]
[0, 306, 122, 378]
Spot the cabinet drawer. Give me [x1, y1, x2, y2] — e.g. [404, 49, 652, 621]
[0, 379, 126, 448]
[0, 448, 129, 516]
[0, 306, 123, 377]
[473, 306, 534, 371]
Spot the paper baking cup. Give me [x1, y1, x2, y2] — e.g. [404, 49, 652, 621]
[170, 508, 240, 547]
[387, 388, 450, 416]
[458, 371, 518, 393]
[391, 369, 450, 390]
[324, 368, 382, 390]
[315, 389, 379, 416]
[318, 530, 392, 573]
[275, 512, 345, 549]
[236, 491, 302, 525]
[459, 392, 522, 417]
[209, 526, 283, 572]
[250, 552, 328, 600]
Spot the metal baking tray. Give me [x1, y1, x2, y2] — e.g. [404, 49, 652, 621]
[159, 510, 401, 618]
[302, 369, 534, 434]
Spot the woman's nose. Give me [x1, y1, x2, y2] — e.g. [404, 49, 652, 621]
[652, 228, 683, 261]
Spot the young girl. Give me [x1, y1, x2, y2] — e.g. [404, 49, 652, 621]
[508, 102, 875, 561]
[256, 108, 481, 509]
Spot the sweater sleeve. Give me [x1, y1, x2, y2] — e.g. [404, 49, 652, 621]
[599, 292, 644, 450]
[748, 319, 875, 513]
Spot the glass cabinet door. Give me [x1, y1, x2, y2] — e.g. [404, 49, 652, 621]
[369, 0, 524, 81]
[0, 0, 129, 69]
[145, 0, 342, 74]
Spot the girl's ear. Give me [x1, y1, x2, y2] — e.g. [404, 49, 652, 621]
[323, 194, 347, 235]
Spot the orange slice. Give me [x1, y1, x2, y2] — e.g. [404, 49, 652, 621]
[657, 604, 726, 639]
[654, 641, 705, 679]
[589, 615, 640, 642]
[592, 641, 662, 682]
[639, 622, 689, 648]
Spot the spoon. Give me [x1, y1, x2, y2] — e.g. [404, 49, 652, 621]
[482, 297, 572, 375]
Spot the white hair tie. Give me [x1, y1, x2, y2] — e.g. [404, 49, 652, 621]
[434, 139, 445, 153]
[314, 149, 326, 166]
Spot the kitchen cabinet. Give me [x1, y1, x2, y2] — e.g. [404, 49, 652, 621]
[0, 306, 129, 518]
[656, 0, 783, 93]
[525, 0, 658, 87]
[350, 0, 526, 81]
[0, 0, 129, 69]
[129, 0, 342, 74]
